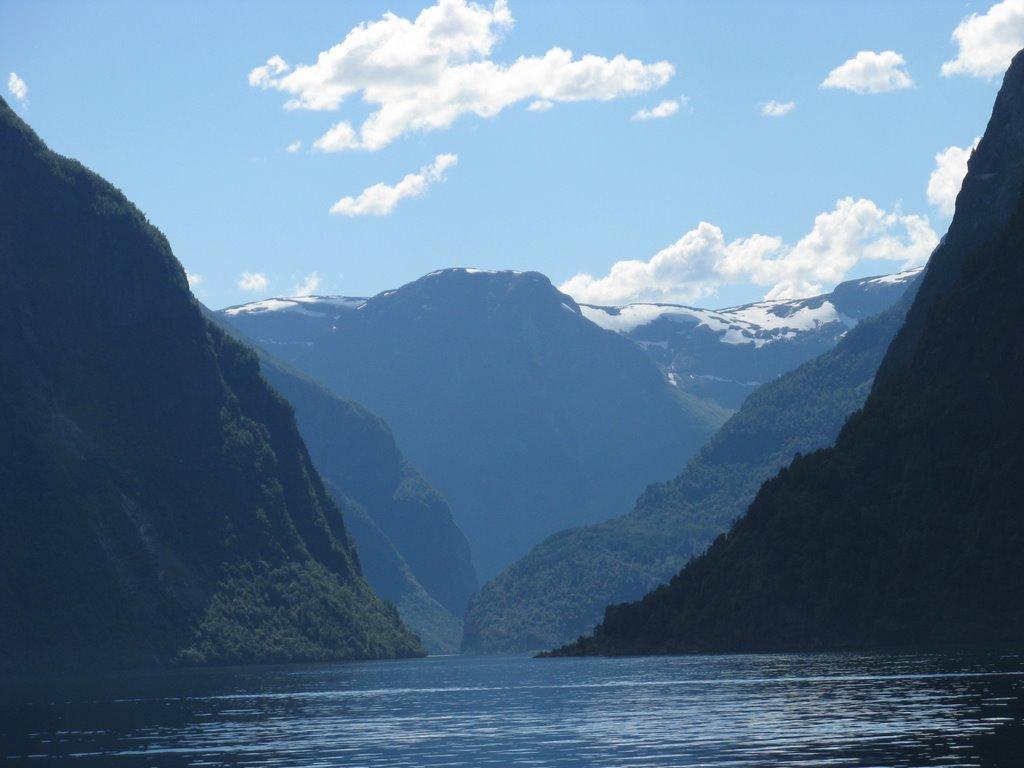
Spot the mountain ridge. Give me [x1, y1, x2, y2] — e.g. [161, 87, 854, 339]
[463, 274, 918, 653]
[0, 95, 421, 671]
[549, 48, 1024, 658]
[219, 267, 729, 580]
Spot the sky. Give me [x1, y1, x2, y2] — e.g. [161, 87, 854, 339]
[2, 0, 1019, 309]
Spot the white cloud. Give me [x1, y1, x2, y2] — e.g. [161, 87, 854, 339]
[248, 54, 288, 87]
[238, 272, 270, 292]
[527, 99, 554, 112]
[942, 0, 1024, 78]
[330, 153, 458, 216]
[286, 140, 302, 153]
[821, 50, 913, 94]
[632, 99, 680, 121]
[761, 100, 795, 117]
[7, 72, 27, 102]
[291, 271, 321, 295]
[186, 272, 203, 288]
[250, 0, 674, 151]
[559, 198, 937, 305]
[927, 138, 981, 216]
[313, 122, 359, 153]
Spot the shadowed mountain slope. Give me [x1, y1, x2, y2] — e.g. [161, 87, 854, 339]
[0, 97, 420, 671]
[463, 276, 917, 652]
[551, 50, 1024, 657]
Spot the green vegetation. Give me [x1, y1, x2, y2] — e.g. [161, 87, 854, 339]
[221, 270, 730, 581]
[463, 302, 909, 652]
[253, 353, 478, 653]
[0, 95, 421, 672]
[184, 561, 418, 665]
[550, 52, 1024, 656]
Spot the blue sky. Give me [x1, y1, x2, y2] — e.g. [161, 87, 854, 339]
[1, 0, 1015, 309]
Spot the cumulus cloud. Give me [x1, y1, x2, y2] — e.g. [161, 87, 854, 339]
[559, 198, 938, 305]
[250, 0, 674, 151]
[330, 153, 458, 216]
[761, 100, 795, 117]
[821, 50, 913, 94]
[942, 0, 1024, 78]
[238, 272, 270, 292]
[313, 122, 359, 153]
[927, 138, 981, 216]
[291, 271, 321, 295]
[186, 272, 203, 288]
[286, 140, 302, 153]
[7, 72, 27, 102]
[632, 99, 680, 120]
[248, 54, 289, 88]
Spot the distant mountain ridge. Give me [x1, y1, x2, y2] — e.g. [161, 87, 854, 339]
[219, 268, 728, 580]
[581, 269, 921, 408]
[223, 268, 919, 416]
[463, 275, 919, 653]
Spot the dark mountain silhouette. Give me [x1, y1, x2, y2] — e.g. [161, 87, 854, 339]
[0, 96, 420, 672]
[550, 50, 1024, 657]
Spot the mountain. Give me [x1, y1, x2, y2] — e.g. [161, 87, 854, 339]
[463, 277, 918, 652]
[0, 96, 421, 672]
[582, 269, 920, 409]
[219, 270, 729, 580]
[207, 310, 478, 653]
[254, 355, 477, 654]
[550, 49, 1024, 657]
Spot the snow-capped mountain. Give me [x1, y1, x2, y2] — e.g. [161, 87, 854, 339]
[219, 268, 727, 581]
[218, 266, 920, 575]
[581, 268, 922, 407]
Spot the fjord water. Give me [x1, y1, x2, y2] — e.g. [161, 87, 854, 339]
[3, 653, 1023, 766]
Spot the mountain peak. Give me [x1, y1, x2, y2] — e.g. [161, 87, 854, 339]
[422, 267, 532, 280]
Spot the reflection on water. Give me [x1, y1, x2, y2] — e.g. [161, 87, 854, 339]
[2, 651, 1023, 766]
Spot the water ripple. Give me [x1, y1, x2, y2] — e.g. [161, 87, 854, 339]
[2, 651, 1023, 766]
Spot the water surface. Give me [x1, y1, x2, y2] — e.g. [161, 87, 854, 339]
[3, 651, 1023, 766]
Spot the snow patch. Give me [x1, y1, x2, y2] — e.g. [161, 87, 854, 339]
[223, 296, 365, 316]
[861, 267, 923, 287]
[582, 298, 850, 347]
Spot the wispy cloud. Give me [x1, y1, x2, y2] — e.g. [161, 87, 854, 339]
[632, 99, 681, 121]
[760, 100, 795, 117]
[238, 272, 269, 292]
[7, 72, 27, 102]
[286, 140, 302, 153]
[250, 0, 674, 151]
[291, 272, 321, 295]
[331, 153, 458, 217]
[822, 50, 913, 94]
